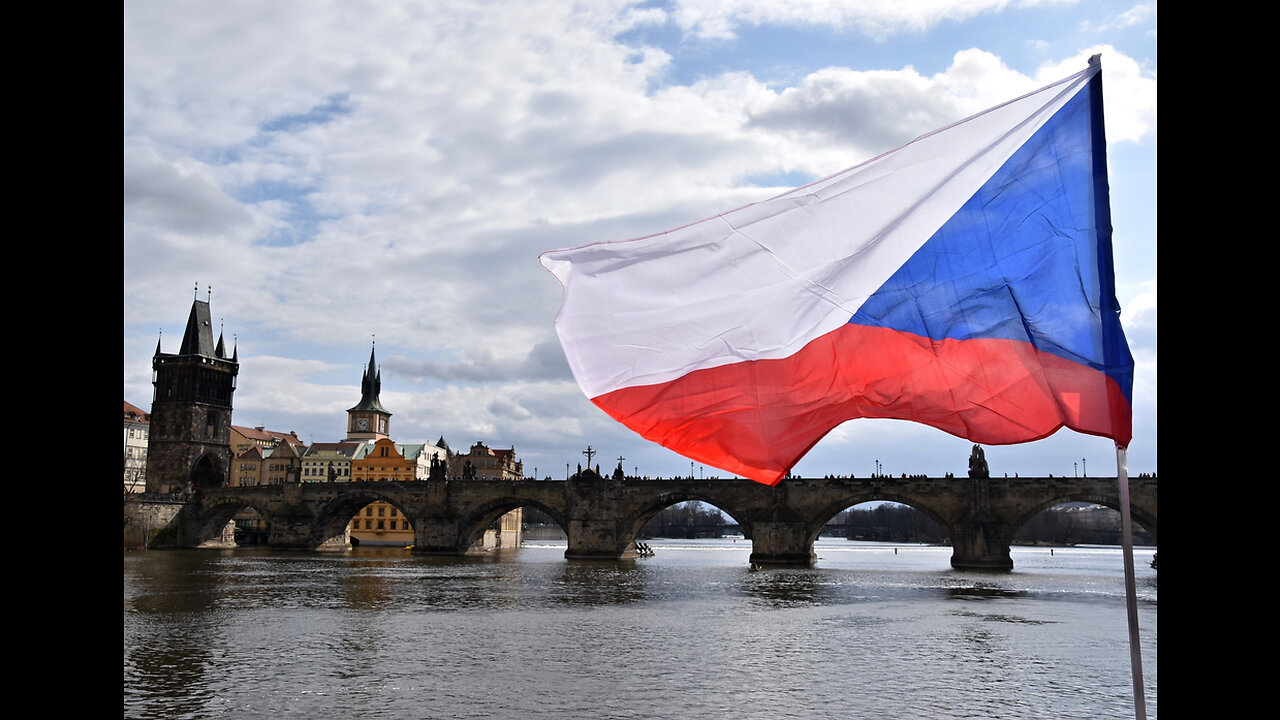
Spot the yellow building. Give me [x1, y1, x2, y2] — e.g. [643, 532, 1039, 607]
[348, 438, 416, 546]
[232, 445, 266, 487]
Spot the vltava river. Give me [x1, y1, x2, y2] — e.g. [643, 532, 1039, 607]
[124, 538, 1157, 719]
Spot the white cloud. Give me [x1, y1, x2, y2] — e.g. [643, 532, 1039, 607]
[1088, 2, 1156, 31]
[123, 145, 254, 235]
[1033, 47, 1155, 143]
[742, 47, 1154, 175]
[668, 0, 1069, 40]
[125, 0, 1156, 477]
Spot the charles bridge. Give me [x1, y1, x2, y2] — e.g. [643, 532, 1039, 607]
[132, 469, 1157, 569]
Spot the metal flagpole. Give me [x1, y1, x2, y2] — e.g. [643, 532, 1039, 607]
[1116, 445, 1147, 720]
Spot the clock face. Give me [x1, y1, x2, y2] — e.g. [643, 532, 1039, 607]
[357, 418, 369, 431]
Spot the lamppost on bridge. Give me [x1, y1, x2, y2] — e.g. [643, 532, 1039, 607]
[566, 463, 570, 481]
[1082, 458, 1087, 477]
[1074, 461, 1078, 478]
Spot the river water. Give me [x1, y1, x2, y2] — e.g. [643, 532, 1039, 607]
[123, 538, 1157, 719]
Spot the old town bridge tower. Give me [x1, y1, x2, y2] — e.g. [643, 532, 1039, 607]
[146, 293, 239, 494]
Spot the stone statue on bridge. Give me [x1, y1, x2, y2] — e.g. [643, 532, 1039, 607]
[968, 444, 990, 479]
[429, 452, 448, 482]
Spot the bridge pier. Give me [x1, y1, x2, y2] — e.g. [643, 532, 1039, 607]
[564, 519, 638, 560]
[411, 516, 467, 555]
[746, 521, 816, 566]
[197, 521, 237, 549]
[315, 527, 352, 551]
[267, 512, 322, 549]
[264, 485, 347, 550]
[949, 519, 1013, 570]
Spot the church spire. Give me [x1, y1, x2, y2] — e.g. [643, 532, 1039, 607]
[367, 345, 380, 397]
[177, 297, 217, 357]
[347, 341, 391, 440]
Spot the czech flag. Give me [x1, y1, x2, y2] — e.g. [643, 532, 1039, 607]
[540, 58, 1134, 486]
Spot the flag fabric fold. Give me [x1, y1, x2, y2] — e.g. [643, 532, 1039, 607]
[541, 59, 1134, 485]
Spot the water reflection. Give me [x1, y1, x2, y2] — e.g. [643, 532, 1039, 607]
[740, 567, 828, 609]
[943, 583, 1030, 600]
[549, 561, 655, 606]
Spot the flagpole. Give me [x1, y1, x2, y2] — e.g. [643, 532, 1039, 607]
[1116, 445, 1147, 720]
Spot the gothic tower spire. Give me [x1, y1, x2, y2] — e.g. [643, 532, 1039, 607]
[346, 342, 392, 440]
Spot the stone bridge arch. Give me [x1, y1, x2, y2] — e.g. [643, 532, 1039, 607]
[151, 493, 274, 548]
[620, 490, 751, 543]
[309, 487, 421, 549]
[805, 492, 955, 548]
[1010, 492, 1157, 545]
[457, 497, 569, 551]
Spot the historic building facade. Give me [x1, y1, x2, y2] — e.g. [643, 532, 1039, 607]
[124, 401, 150, 493]
[301, 441, 367, 483]
[453, 441, 524, 481]
[230, 439, 304, 487]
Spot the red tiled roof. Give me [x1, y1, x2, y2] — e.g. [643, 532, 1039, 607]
[232, 425, 306, 449]
[124, 401, 150, 423]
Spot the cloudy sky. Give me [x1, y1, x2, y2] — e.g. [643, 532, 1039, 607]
[124, 0, 1156, 482]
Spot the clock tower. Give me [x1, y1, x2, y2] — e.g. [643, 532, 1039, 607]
[345, 345, 391, 441]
